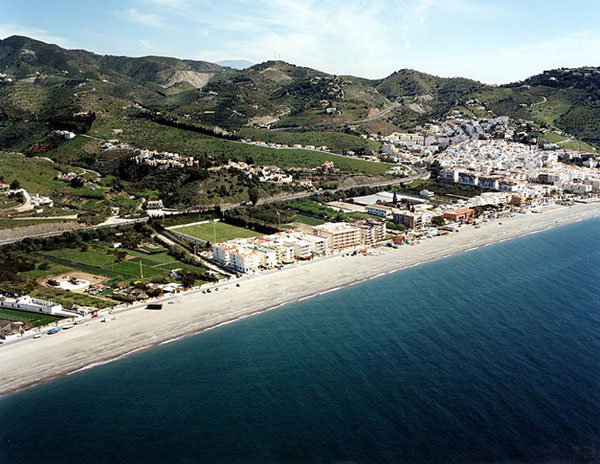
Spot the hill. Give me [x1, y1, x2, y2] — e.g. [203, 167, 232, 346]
[1, 35, 599, 157]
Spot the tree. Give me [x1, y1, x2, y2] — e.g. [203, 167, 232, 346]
[181, 270, 197, 288]
[431, 216, 445, 226]
[392, 192, 398, 206]
[70, 177, 85, 188]
[10, 179, 20, 190]
[428, 160, 442, 179]
[248, 188, 260, 206]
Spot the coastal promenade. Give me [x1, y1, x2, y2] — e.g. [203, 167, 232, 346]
[1, 202, 600, 396]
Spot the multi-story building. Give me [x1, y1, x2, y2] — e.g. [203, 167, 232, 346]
[394, 211, 426, 229]
[229, 249, 260, 273]
[304, 234, 329, 255]
[288, 239, 312, 259]
[253, 246, 278, 268]
[352, 219, 387, 244]
[211, 243, 236, 266]
[365, 204, 393, 218]
[313, 223, 362, 251]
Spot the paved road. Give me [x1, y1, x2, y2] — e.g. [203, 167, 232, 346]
[0, 217, 148, 246]
[12, 189, 33, 213]
[354, 102, 402, 123]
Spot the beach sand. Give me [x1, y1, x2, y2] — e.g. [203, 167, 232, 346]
[1, 202, 599, 396]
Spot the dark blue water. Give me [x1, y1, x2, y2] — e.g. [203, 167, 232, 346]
[1, 219, 600, 463]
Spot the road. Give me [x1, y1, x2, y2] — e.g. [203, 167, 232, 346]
[249, 167, 429, 208]
[12, 189, 33, 213]
[354, 102, 402, 123]
[0, 217, 148, 246]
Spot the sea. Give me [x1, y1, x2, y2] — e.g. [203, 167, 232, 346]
[1, 218, 599, 463]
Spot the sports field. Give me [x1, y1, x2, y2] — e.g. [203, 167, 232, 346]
[175, 221, 262, 243]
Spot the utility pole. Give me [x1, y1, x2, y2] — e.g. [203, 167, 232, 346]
[139, 260, 143, 279]
[276, 210, 280, 230]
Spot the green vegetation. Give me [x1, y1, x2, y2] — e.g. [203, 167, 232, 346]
[0, 223, 216, 313]
[175, 221, 263, 243]
[237, 128, 381, 154]
[31, 287, 115, 309]
[286, 200, 349, 222]
[0, 307, 61, 328]
[295, 213, 327, 226]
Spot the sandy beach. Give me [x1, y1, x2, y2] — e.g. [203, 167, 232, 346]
[1, 202, 600, 397]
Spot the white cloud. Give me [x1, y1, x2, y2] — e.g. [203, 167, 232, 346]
[0, 23, 69, 47]
[123, 8, 165, 28]
[190, 0, 441, 78]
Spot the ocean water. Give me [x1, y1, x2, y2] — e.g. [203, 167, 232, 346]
[1, 218, 600, 463]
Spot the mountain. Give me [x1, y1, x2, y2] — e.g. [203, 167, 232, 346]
[0, 35, 227, 89]
[0, 35, 598, 156]
[216, 60, 254, 70]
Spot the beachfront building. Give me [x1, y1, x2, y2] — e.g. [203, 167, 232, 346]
[288, 238, 312, 259]
[352, 219, 387, 245]
[211, 243, 236, 266]
[365, 204, 393, 218]
[394, 210, 429, 229]
[229, 249, 260, 273]
[304, 234, 329, 255]
[253, 246, 278, 268]
[0, 295, 63, 315]
[313, 222, 362, 251]
[442, 208, 475, 222]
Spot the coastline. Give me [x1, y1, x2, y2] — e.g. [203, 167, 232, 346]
[1, 202, 600, 397]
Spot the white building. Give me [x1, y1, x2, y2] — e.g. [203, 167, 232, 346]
[0, 296, 63, 315]
[365, 204, 393, 218]
[304, 234, 329, 255]
[147, 200, 164, 209]
[211, 243, 235, 265]
[253, 246, 278, 268]
[230, 249, 260, 273]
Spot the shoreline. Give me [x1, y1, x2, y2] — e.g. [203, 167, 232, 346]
[1, 202, 600, 398]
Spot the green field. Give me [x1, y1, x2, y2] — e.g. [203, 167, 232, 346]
[295, 214, 327, 226]
[237, 128, 382, 154]
[36, 245, 209, 283]
[0, 307, 62, 328]
[31, 287, 116, 309]
[0, 153, 63, 194]
[85, 117, 392, 175]
[175, 221, 263, 243]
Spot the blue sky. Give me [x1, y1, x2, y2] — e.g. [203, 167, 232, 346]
[1, 0, 599, 83]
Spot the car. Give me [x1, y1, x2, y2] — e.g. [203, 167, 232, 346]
[33, 333, 42, 339]
[168, 301, 174, 304]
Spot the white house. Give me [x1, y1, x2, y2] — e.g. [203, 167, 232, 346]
[0, 295, 63, 315]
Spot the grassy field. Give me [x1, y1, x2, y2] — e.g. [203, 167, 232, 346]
[175, 221, 263, 243]
[86, 116, 392, 175]
[295, 214, 327, 226]
[36, 245, 209, 284]
[0, 307, 62, 328]
[0, 153, 63, 194]
[31, 288, 116, 309]
[237, 128, 382, 154]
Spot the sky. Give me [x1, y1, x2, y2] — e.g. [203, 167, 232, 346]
[1, 0, 599, 84]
